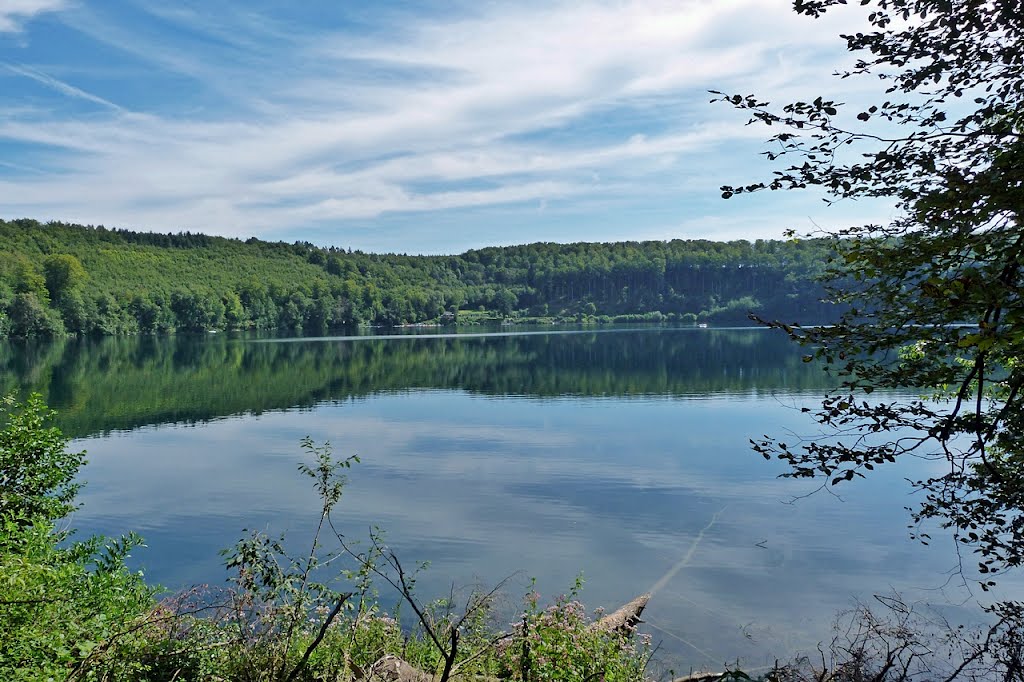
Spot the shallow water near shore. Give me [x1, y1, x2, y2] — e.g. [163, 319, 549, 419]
[3, 326, 1019, 673]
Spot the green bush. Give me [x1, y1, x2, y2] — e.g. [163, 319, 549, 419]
[0, 394, 155, 681]
[504, 578, 651, 682]
[0, 394, 84, 530]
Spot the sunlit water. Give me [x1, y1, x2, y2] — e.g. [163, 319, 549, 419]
[3, 327, 1018, 674]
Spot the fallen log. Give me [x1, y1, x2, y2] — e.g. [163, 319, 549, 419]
[494, 592, 652, 660]
[590, 593, 651, 635]
[670, 672, 729, 682]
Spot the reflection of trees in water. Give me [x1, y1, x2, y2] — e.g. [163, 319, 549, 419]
[0, 329, 834, 438]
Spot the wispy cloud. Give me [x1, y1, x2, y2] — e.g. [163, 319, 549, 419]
[0, 0, 64, 32]
[0, 0, 888, 251]
[4, 63, 123, 111]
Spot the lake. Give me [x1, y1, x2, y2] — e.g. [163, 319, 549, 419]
[1, 326, 1013, 674]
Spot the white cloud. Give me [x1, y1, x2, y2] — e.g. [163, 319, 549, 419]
[0, 0, 64, 32]
[0, 0, 891, 249]
[3, 63, 123, 110]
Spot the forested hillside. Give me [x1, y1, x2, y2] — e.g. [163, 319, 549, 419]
[0, 218, 834, 338]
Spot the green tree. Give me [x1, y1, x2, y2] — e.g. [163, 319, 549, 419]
[325, 254, 344, 276]
[494, 288, 518, 317]
[42, 254, 87, 303]
[222, 290, 247, 328]
[7, 293, 64, 338]
[0, 394, 83, 524]
[55, 290, 89, 335]
[171, 290, 223, 331]
[128, 293, 160, 333]
[12, 258, 48, 303]
[42, 254, 91, 334]
[719, 1, 1024, 585]
[0, 395, 154, 680]
[281, 291, 309, 329]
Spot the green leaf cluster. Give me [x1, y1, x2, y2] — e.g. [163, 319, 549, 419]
[0, 395, 155, 681]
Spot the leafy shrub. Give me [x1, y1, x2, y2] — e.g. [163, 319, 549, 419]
[0, 394, 84, 525]
[0, 394, 155, 681]
[504, 577, 652, 682]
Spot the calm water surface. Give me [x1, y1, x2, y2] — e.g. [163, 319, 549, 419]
[2, 327, 1015, 673]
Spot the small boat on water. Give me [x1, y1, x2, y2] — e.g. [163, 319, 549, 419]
[697, 323, 708, 328]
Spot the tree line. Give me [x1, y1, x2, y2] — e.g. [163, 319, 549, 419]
[0, 218, 834, 338]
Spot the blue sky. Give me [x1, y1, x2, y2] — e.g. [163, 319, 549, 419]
[0, 0, 895, 253]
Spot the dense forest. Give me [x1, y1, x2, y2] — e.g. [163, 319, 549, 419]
[0, 218, 834, 338]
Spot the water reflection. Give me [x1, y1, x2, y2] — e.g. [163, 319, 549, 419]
[3, 328, 1016, 672]
[1, 327, 829, 438]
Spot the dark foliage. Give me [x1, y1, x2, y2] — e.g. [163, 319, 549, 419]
[717, 0, 1024, 589]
